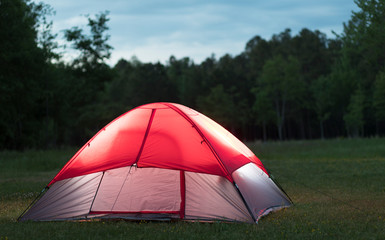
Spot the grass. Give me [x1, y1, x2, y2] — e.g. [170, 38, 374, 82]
[1, 138, 385, 239]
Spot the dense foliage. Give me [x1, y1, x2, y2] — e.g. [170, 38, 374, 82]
[1, 0, 385, 149]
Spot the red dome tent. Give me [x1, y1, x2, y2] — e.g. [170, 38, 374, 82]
[19, 103, 291, 223]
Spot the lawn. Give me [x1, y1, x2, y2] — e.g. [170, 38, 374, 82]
[1, 138, 384, 239]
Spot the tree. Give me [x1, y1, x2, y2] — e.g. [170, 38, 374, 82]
[341, 0, 385, 83]
[196, 84, 236, 131]
[322, 51, 360, 137]
[110, 60, 177, 108]
[311, 76, 332, 139]
[0, 0, 55, 149]
[62, 12, 115, 144]
[34, 2, 59, 62]
[251, 88, 275, 141]
[331, 0, 385, 137]
[64, 11, 112, 70]
[63, 11, 114, 114]
[373, 71, 385, 135]
[292, 29, 330, 82]
[344, 88, 365, 137]
[257, 55, 304, 140]
[166, 56, 199, 107]
[270, 28, 293, 57]
[244, 35, 272, 80]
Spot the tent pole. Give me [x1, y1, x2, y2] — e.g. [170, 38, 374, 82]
[88, 171, 105, 216]
[234, 183, 256, 223]
[163, 103, 232, 180]
[134, 109, 156, 165]
[269, 173, 293, 204]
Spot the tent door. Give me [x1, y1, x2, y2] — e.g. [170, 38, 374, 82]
[90, 167, 182, 215]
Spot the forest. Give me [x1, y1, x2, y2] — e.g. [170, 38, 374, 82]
[1, 0, 385, 150]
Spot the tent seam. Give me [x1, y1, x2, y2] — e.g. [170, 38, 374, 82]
[88, 171, 105, 215]
[162, 103, 232, 181]
[233, 182, 256, 223]
[48, 106, 145, 186]
[180, 170, 186, 219]
[111, 109, 155, 211]
[135, 109, 156, 165]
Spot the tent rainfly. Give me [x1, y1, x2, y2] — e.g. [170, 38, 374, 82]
[19, 102, 291, 223]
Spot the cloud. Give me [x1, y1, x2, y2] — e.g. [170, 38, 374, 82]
[108, 34, 245, 65]
[62, 16, 88, 28]
[34, 0, 359, 65]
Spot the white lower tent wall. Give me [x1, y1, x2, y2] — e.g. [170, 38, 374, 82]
[20, 164, 290, 222]
[20, 172, 102, 221]
[184, 171, 253, 223]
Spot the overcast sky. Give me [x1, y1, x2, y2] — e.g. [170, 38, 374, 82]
[36, 0, 359, 65]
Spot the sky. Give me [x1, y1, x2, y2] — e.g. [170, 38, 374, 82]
[35, 0, 359, 65]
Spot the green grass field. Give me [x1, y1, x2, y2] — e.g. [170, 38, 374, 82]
[1, 138, 384, 239]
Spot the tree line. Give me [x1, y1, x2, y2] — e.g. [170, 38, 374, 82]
[1, 0, 385, 150]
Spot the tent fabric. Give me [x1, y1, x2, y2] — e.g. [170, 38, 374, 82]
[20, 168, 258, 222]
[232, 163, 292, 221]
[20, 102, 291, 223]
[90, 167, 181, 214]
[172, 104, 267, 174]
[184, 171, 253, 222]
[20, 172, 102, 221]
[48, 102, 266, 185]
[137, 107, 226, 177]
[49, 108, 153, 185]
